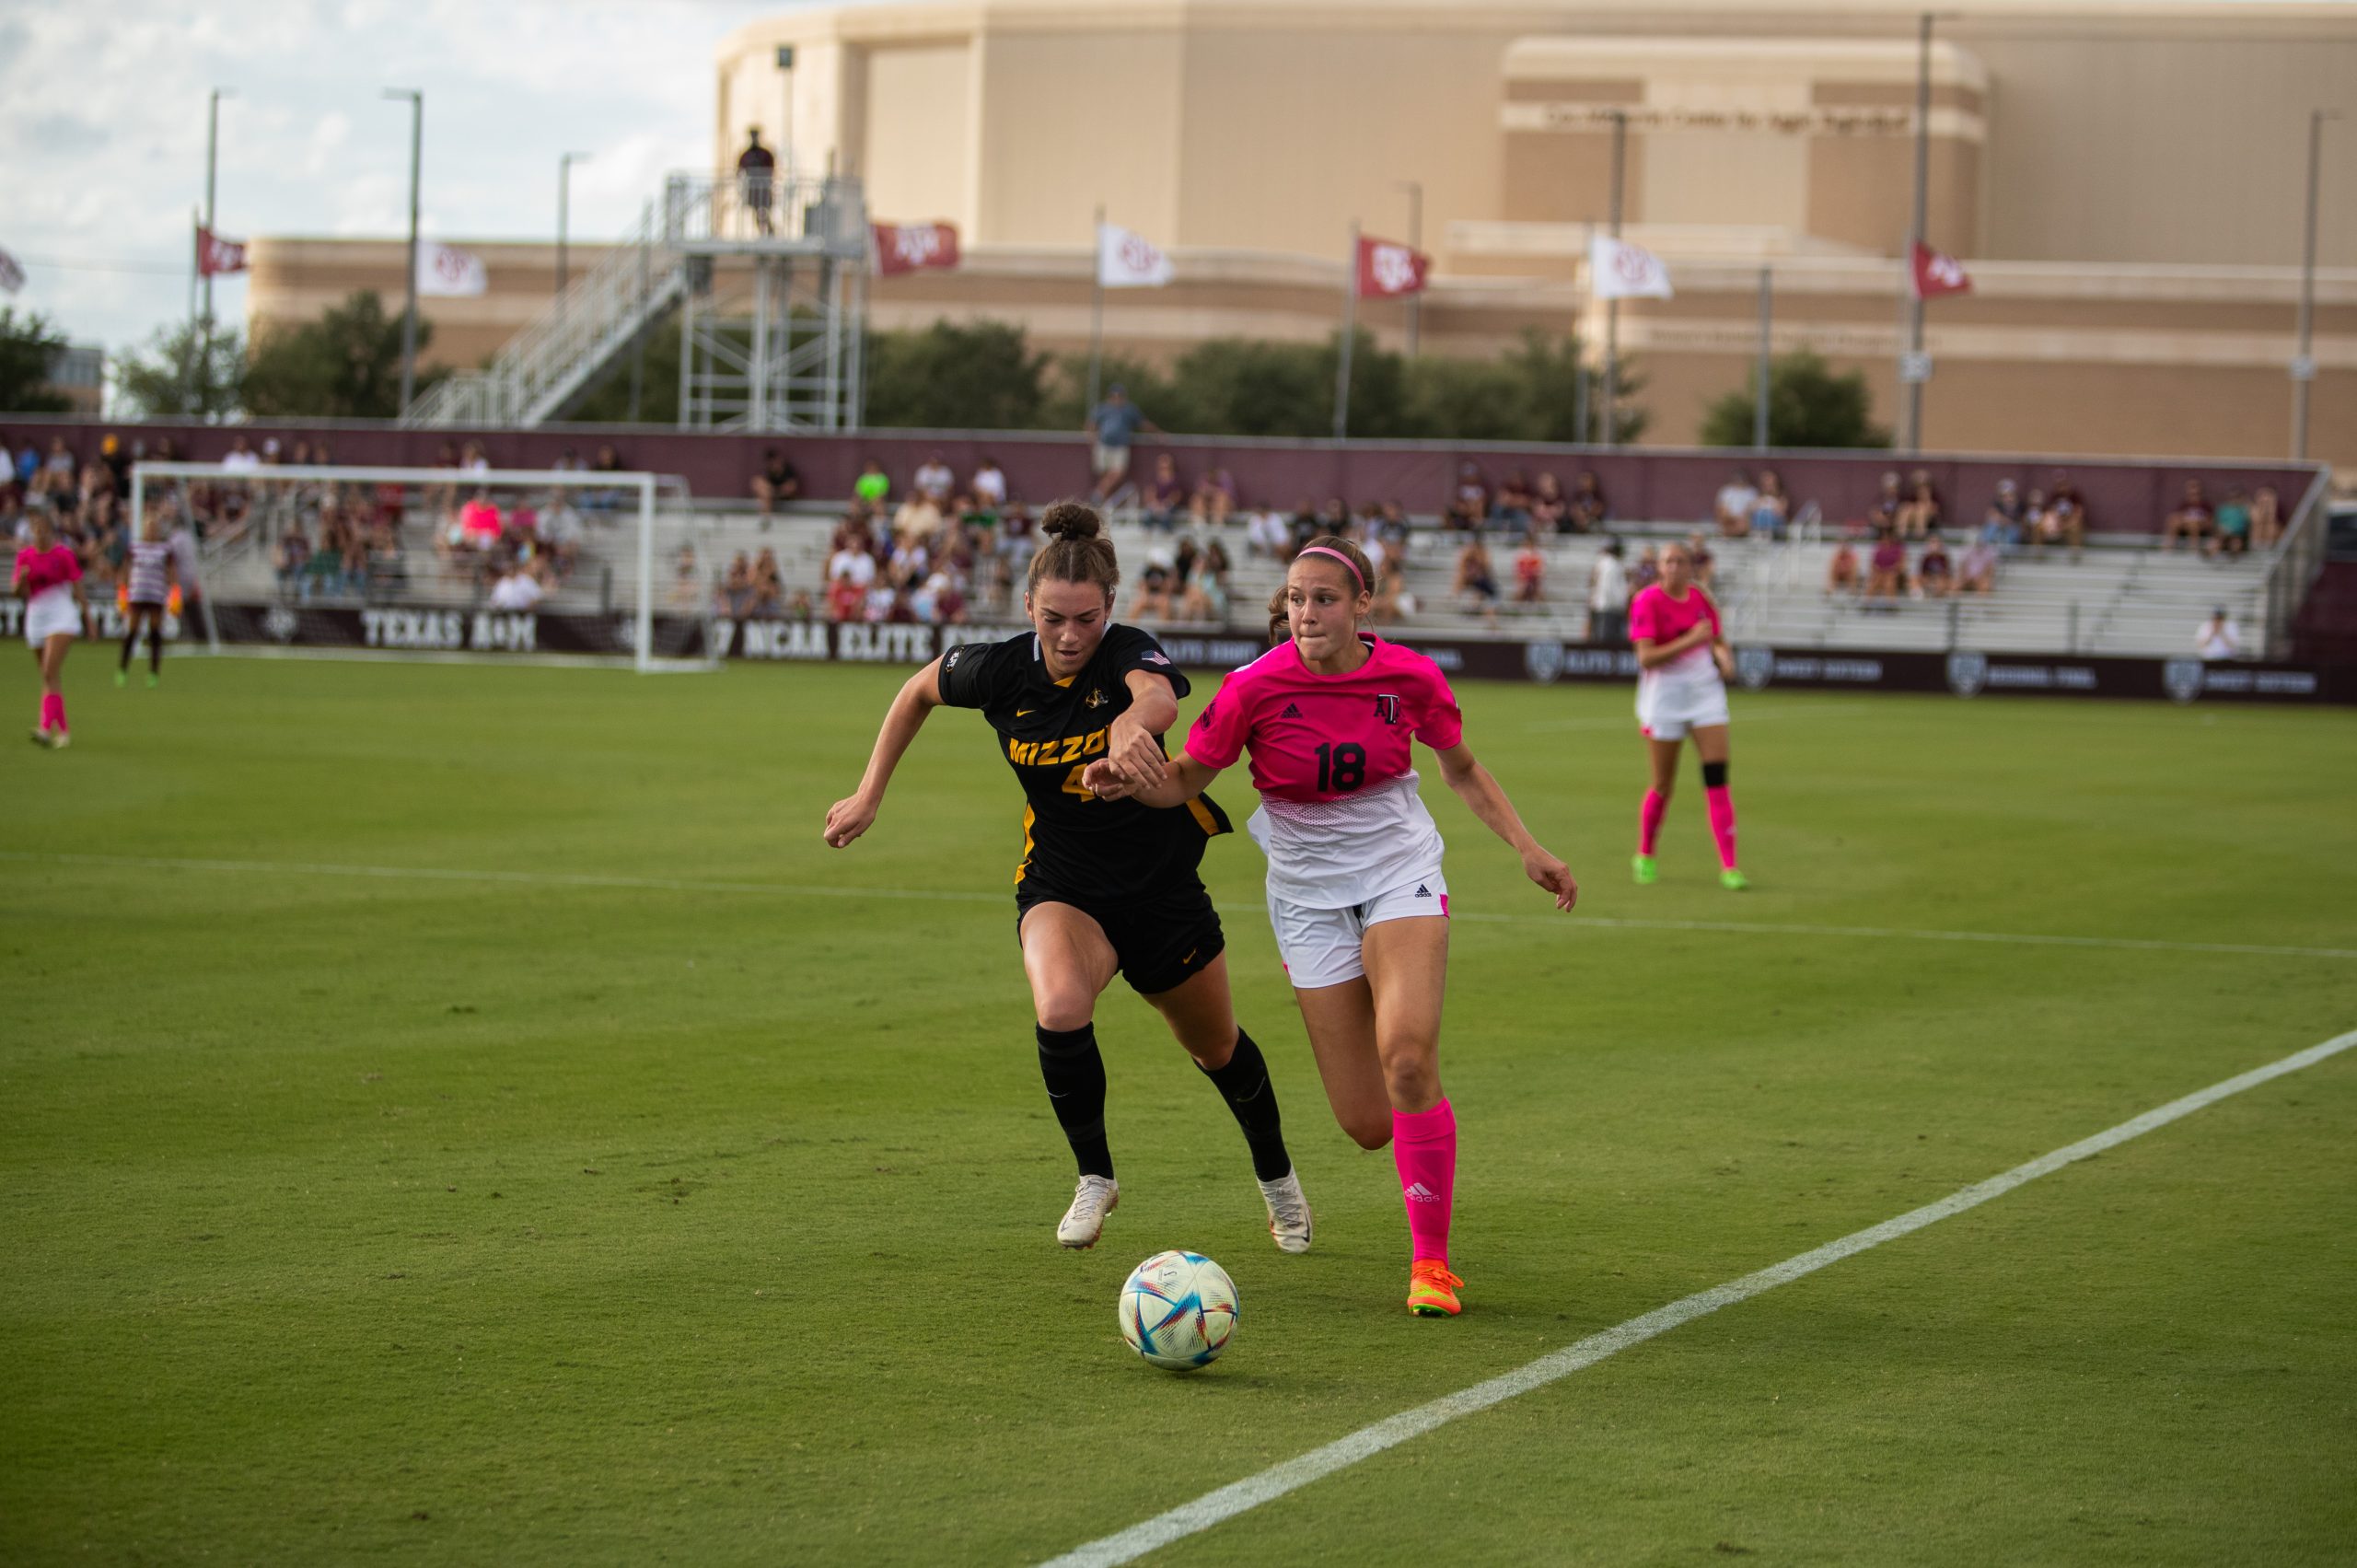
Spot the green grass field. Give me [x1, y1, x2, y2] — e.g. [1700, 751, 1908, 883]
[4, 655, 2353, 1566]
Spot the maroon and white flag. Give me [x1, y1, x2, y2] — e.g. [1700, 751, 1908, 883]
[196, 226, 249, 277]
[1910, 241, 1971, 300]
[1354, 234, 1430, 298]
[872, 222, 960, 277]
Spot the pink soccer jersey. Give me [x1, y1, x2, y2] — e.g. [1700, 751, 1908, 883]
[1187, 635, 1462, 908]
[1626, 583, 1720, 668]
[14, 544, 81, 599]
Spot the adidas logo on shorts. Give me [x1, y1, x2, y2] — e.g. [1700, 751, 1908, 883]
[1414, 884, 1431, 897]
[1280, 703, 1304, 719]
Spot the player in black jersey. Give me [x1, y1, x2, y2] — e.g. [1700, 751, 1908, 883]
[825, 503, 1311, 1253]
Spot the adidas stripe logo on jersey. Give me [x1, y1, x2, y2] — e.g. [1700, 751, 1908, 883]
[1280, 702, 1304, 719]
[1403, 1181, 1441, 1203]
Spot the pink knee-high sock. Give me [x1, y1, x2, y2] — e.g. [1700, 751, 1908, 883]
[40, 691, 64, 733]
[1706, 785, 1738, 870]
[1638, 789, 1667, 855]
[1392, 1098, 1457, 1263]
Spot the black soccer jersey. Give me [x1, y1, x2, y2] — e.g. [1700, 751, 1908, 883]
[937, 624, 1232, 900]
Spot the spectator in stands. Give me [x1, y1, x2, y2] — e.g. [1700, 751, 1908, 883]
[2251, 486, 2282, 550]
[891, 488, 943, 554]
[1685, 530, 1717, 592]
[216, 436, 260, 478]
[1825, 538, 1862, 597]
[14, 437, 41, 491]
[1864, 528, 1907, 609]
[998, 502, 1035, 562]
[1588, 539, 1630, 645]
[273, 522, 311, 600]
[1895, 471, 1941, 540]
[1529, 471, 1569, 533]
[540, 493, 585, 577]
[1446, 460, 1489, 532]
[2036, 487, 2086, 562]
[750, 549, 784, 616]
[1455, 536, 1499, 623]
[913, 451, 954, 505]
[489, 558, 543, 612]
[1132, 552, 1175, 621]
[1713, 469, 1759, 538]
[1142, 453, 1186, 533]
[888, 527, 931, 590]
[1511, 532, 1547, 606]
[2208, 488, 2253, 558]
[1866, 470, 1903, 535]
[586, 443, 627, 512]
[669, 543, 701, 609]
[1180, 534, 1231, 622]
[459, 490, 503, 551]
[1981, 479, 2027, 555]
[1086, 385, 1154, 501]
[1376, 501, 1411, 556]
[1287, 497, 1322, 559]
[1247, 505, 1291, 561]
[1917, 530, 1955, 598]
[1189, 466, 1237, 528]
[970, 455, 1008, 510]
[2196, 607, 2241, 661]
[2161, 479, 2213, 552]
[721, 552, 755, 616]
[1492, 470, 1534, 530]
[854, 459, 890, 508]
[1317, 497, 1351, 543]
[1956, 532, 1998, 595]
[1569, 470, 1608, 533]
[825, 561, 865, 622]
[461, 440, 491, 477]
[1370, 547, 1411, 624]
[1749, 470, 1791, 540]
[552, 445, 588, 476]
[1629, 544, 1660, 594]
[752, 447, 801, 521]
[737, 129, 776, 236]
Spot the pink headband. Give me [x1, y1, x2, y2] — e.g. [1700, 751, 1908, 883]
[1296, 545, 1366, 592]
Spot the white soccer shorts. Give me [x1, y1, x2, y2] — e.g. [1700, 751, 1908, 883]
[1636, 679, 1730, 742]
[1267, 870, 1449, 990]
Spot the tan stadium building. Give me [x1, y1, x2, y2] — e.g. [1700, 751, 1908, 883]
[246, 0, 2357, 465]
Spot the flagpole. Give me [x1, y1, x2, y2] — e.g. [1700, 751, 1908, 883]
[1602, 110, 1625, 450]
[1900, 11, 1937, 455]
[385, 88, 424, 413]
[1755, 265, 1773, 453]
[184, 206, 201, 415]
[1086, 202, 1105, 417]
[1333, 221, 1359, 441]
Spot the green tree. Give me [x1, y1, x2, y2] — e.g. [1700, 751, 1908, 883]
[242, 290, 426, 419]
[568, 318, 682, 425]
[0, 308, 74, 413]
[1699, 348, 1887, 449]
[863, 319, 1050, 430]
[112, 319, 246, 419]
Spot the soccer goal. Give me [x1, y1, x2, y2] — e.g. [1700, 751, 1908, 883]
[127, 460, 709, 671]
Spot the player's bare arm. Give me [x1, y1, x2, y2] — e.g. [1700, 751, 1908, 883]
[1434, 742, 1578, 911]
[1083, 749, 1216, 807]
[1105, 668, 1178, 787]
[823, 656, 945, 848]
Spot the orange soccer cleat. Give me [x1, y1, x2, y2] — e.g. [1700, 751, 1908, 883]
[1406, 1260, 1464, 1317]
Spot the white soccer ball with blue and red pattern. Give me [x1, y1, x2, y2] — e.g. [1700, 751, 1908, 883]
[1118, 1249, 1238, 1370]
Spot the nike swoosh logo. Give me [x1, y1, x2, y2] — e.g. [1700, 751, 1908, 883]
[1016, 708, 1036, 717]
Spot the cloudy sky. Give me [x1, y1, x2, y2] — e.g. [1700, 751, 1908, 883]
[0, 0, 820, 360]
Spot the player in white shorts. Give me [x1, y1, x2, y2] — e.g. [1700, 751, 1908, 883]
[1627, 540, 1746, 889]
[1088, 534, 1578, 1318]
[14, 502, 88, 749]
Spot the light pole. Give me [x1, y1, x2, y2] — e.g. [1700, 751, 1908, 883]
[1602, 110, 1626, 449]
[202, 88, 235, 330]
[1898, 12, 1957, 455]
[2292, 110, 2339, 461]
[557, 150, 591, 305]
[1397, 180, 1422, 357]
[775, 44, 797, 187]
[1755, 265, 1774, 453]
[384, 88, 424, 412]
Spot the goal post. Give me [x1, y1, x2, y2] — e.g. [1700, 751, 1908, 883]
[126, 460, 699, 671]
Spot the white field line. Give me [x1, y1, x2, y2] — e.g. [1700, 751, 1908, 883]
[1040, 1028, 2357, 1568]
[1523, 700, 1880, 733]
[6, 851, 2353, 961]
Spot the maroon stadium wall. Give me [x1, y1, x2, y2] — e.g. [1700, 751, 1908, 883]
[6, 417, 2323, 537]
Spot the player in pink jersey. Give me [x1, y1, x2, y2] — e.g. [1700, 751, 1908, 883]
[12, 503, 88, 749]
[1627, 540, 1747, 889]
[1087, 536, 1577, 1318]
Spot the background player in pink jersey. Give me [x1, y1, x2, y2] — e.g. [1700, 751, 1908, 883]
[823, 505, 1313, 1256]
[1087, 535, 1577, 1318]
[13, 501, 88, 749]
[1627, 540, 1747, 889]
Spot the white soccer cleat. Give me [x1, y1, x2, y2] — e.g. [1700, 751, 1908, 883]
[1057, 1174, 1119, 1249]
[1258, 1168, 1313, 1254]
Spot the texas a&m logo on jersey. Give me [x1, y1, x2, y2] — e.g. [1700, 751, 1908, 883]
[1373, 692, 1401, 726]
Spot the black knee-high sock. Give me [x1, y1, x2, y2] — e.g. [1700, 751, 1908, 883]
[1036, 1023, 1114, 1179]
[120, 626, 136, 671]
[1199, 1029, 1292, 1181]
[148, 621, 164, 674]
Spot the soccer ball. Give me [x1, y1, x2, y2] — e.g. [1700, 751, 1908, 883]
[1118, 1249, 1239, 1371]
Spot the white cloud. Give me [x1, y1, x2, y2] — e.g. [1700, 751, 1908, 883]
[0, 0, 805, 354]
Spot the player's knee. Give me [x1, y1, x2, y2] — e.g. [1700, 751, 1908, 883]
[1034, 994, 1095, 1034]
[1382, 1056, 1440, 1112]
